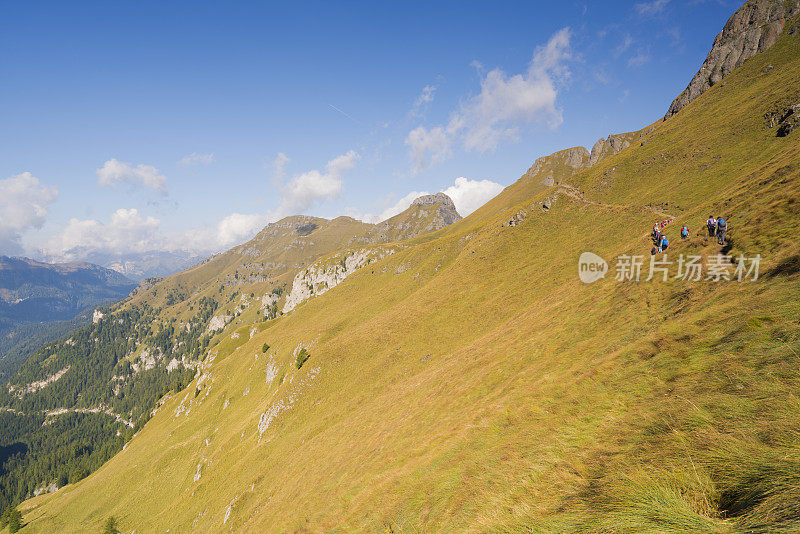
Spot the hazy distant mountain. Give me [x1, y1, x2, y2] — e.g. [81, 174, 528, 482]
[80, 251, 204, 281]
[0, 256, 136, 374]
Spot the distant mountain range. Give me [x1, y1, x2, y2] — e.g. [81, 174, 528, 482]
[36, 250, 205, 281]
[0, 256, 136, 375]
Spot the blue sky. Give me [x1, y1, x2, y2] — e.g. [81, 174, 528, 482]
[0, 0, 741, 263]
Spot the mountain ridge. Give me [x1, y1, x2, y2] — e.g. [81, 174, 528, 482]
[9, 2, 800, 531]
[665, 0, 800, 119]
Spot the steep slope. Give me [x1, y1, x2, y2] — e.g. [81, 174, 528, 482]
[18, 14, 800, 533]
[665, 0, 800, 119]
[0, 194, 461, 512]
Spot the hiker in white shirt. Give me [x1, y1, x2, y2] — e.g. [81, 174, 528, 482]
[706, 216, 717, 238]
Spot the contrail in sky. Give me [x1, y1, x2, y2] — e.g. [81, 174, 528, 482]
[328, 104, 363, 125]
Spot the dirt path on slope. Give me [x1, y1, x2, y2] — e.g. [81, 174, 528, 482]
[557, 184, 677, 219]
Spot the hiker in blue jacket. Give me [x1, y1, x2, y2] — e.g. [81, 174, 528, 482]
[716, 216, 728, 245]
[660, 235, 669, 251]
[652, 224, 662, 245]
[680, 225, 689, 239]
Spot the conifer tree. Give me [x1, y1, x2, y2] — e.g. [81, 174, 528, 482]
[103, 516, 120, 534]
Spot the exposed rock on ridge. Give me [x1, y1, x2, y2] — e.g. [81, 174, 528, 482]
[665, 0, 800, 119]
[411, 193, 462, 225]
[522, 147, 589, 186]
[282, 247, 395, 313]
[587, 128, 654, 167]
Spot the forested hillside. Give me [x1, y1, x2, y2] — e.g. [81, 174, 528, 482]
[0, 257, 136, 378]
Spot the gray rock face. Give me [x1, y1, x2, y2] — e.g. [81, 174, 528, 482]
[411, 192, 456, 210]
[665, 0, 800, 119]
[523, 146, 590, 185]
[586, 128, 653, 168]
[411, 193, 462, 226]
[775, 104, 799, 136]
[588, 135, 631, 168]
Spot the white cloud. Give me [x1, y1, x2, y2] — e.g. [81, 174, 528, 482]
[628, 48, 651, 67]
[277, 150, 359, 215]
[42, 208, 163, 261]
[634, 0, 669, 16]
[0, 172, 59, 254]
[405, 27, 571, 173]
[179, 213, 268, 254]
[411, 85, 437, 117]
[271, 152, 290, 181]
[406, 125, 454, 174]
[354, 176, 503, 223]
[41, 150, 359, 261]
[178, 152, 215, 166]
[213, 213, 267, 249]
[97, 158, 167, 195]
[443, 177, 504, 216]
[614, 34, 634, 57]
[459, 27, 571, 152]
[41, 207, 272, 262]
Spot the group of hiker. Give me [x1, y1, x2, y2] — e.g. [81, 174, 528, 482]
[706, 215, 728, 245]
[650, 215, 728, 255]
[650, 219, 675, 254]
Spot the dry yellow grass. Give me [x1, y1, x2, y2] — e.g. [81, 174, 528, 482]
[14, 20, 800, 534]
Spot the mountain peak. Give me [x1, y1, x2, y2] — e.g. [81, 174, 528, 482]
[411, 192, 456, 210]
[665, 0, 800, 119]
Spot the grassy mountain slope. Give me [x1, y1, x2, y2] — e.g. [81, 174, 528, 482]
[18, 19, 800, 534]
[122, 201, 461, 334]
[0, 196, 461, 513]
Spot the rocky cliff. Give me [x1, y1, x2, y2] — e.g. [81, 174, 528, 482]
[410, 193, 462, 225]
[665, 0, 800, 119]
[586, 127, 654, 167]
[522, 147, 589, 186]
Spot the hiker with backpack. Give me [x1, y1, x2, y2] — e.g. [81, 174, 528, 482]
[652, 224, 662, 244]
[716, 216, 728, 245]
[706, 216, 717, 238]
[681, 225, 689, 239]
[660, 235, 669, 251]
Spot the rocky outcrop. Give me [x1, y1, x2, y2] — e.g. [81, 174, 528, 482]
[363, 193, 462, 244]
[587, 128, 653, 167]
[412, 192, 454, 209]
[503, 210, 527, 227]
[523, 147, 589, 186]
[665, 0, 800, 119]
[776, 103, 800, 136]
[8, 366, 71, 397]
[206, 314, 232, 333]
[411, 193, 462, 226]
[282, 247, 395, 313]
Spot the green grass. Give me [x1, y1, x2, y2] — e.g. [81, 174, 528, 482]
[13, 21, 800, 534]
